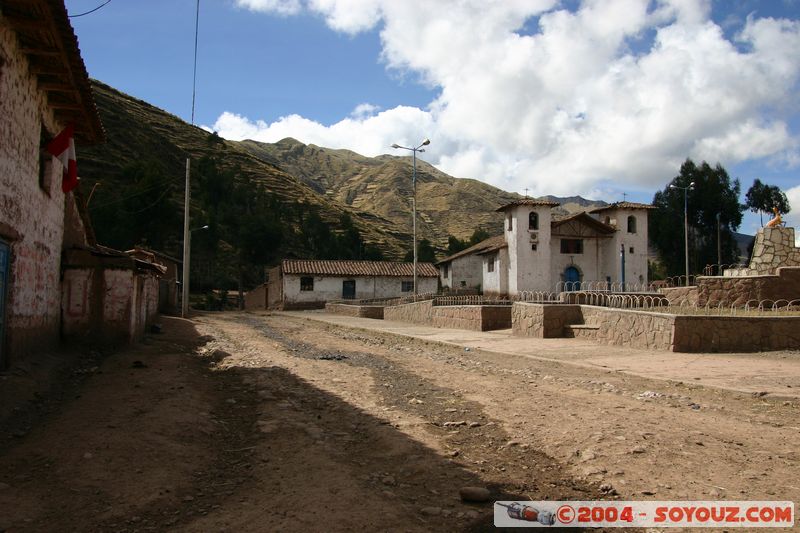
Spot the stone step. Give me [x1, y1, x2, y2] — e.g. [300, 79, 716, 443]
[563, 324, 600, 339]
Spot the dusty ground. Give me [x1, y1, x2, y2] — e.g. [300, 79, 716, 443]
[1, 311, 799, 532]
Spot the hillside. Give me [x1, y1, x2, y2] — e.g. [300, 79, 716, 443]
[77, 81, 608, 289]
[240, 138, 605, 246]
[79, 81, 412, 261]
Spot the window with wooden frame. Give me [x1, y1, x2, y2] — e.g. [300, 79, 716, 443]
[560, 239, 583, 254]
[300, 276, 314, 291]
[486, 254, 496, 272]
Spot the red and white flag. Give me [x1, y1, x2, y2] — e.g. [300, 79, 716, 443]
[46, 123, 78, 193]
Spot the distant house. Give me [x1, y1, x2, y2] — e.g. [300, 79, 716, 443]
[257, 259, 439, 310]
[127, 247, 181, 314]
[436, 235, 505, 291]
[437, 199, 653, 296]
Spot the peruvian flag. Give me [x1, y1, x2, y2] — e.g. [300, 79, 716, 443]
[46, 123, 78, 193]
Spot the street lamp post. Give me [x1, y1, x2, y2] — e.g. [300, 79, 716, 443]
[180, 223, 209, 317]
[391, 139, 430, 295]
[670, 182, 695, 286]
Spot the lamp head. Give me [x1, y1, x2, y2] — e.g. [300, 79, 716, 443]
[421, 138, 430, 146]
[689, 182, 695, 188]
[391, 143, 400, 149]
[201, 225, 209, 230]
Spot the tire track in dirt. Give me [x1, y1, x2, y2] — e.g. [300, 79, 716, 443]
[230, 314, 628, 532]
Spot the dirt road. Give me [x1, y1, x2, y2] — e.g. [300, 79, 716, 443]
[1, 312, 798, 531]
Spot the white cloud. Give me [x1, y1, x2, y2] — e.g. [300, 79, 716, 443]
[221, 0, 800, 197]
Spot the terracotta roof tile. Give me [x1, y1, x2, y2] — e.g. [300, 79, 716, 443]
[496, 198, 560, 212]
[282, 259, 438, 277]
[589, 201, 655, 213]
[436, 234, 506, 264]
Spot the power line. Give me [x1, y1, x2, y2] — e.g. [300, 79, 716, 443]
[191, 0, 200, 124]
[69, 0, 112, 18]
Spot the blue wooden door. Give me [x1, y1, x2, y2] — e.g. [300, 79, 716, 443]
[564, 266, 581, 287]
[0, 240, 9, 368]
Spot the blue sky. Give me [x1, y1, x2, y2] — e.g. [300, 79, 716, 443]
[66, 0, 800, 236]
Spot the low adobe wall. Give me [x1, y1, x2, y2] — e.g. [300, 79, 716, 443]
[244, 283, 268, 310]
[383, 299, 433, 325]
[325, 303, 384, 319]
[431, 305, 511, 331]
[512, 303, 582, 338]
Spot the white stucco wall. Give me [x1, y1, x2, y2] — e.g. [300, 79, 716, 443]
[598, 209, 649, 286]
[549, 237, 608, 288]
[282, 274, 437, 303]
[441, 254, 483, 290]
[482, 249, 509, 295]
[507, 205, 553, 294]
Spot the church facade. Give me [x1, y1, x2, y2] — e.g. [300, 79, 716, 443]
[437, 199, 653, 295]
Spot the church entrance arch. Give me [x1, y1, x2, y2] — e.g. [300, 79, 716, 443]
[564, 266, 581, 288]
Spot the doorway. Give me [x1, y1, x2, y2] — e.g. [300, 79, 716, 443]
[564, 265, 581, 287]
[0, 240, 9, 368]
[342, 279, 356, 300]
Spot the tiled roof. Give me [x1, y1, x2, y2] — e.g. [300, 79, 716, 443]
[3, 0, 104, 144]
[589, 201, 655, 213]
[551, 211, 617, 234]
[436, 234, 507, 265]
[496, 198, 560, 212]
[282, 259, 438, 277]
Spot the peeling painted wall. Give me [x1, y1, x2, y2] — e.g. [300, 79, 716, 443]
[0, 20, 68, 361]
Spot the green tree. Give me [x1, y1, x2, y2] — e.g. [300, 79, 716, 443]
[650, 159, 744, 276]
[447, 235, 468, 255]
[744, 179, 791, 226]
[468, 228, 491, 245]
[404, 239, 437, 263]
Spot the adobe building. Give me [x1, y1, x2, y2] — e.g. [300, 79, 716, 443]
[436, 199, 654, 296]
[0, 0, 104, 366]
[0, 1, 165, 367]
[253, 259, 439, 310]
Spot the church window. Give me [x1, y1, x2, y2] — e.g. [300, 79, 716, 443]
[507, 214, 512, 231]
[487, 254, 496, 272]
[627, 215, 637, 233]
[528, 212, 538, 230]
[560, 239, 583, 254]
[442, 264, 449, 277]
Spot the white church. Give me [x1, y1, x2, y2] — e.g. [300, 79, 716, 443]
[436, 199, 653, 295]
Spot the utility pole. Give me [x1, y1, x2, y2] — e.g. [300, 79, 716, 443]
[181, 0, 201, 318]
[716, 212, 722, 272]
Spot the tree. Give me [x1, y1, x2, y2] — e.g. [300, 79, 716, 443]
[468, 228, 491, 246]
[650, 159, 744, 276]
[447, 235, 468, 255]
[745, 179, 791, 225]
[404, 239, 437, 263]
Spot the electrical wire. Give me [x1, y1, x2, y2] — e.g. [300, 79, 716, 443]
[190, 0, 200, 124]
[69, 0, 112, 18]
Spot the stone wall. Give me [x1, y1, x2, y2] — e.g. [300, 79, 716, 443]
[673, 315, 800, 352]
[325, 303, 384, 319]
[383, 300, 433, 325]
[748, 227, 800, 275]
[431, 305, 511, 331]
[661, 286, 700, 306]
[580, 307, 675, 351]
[696, 267, 800, 307]
[511, 303, 582, 338]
